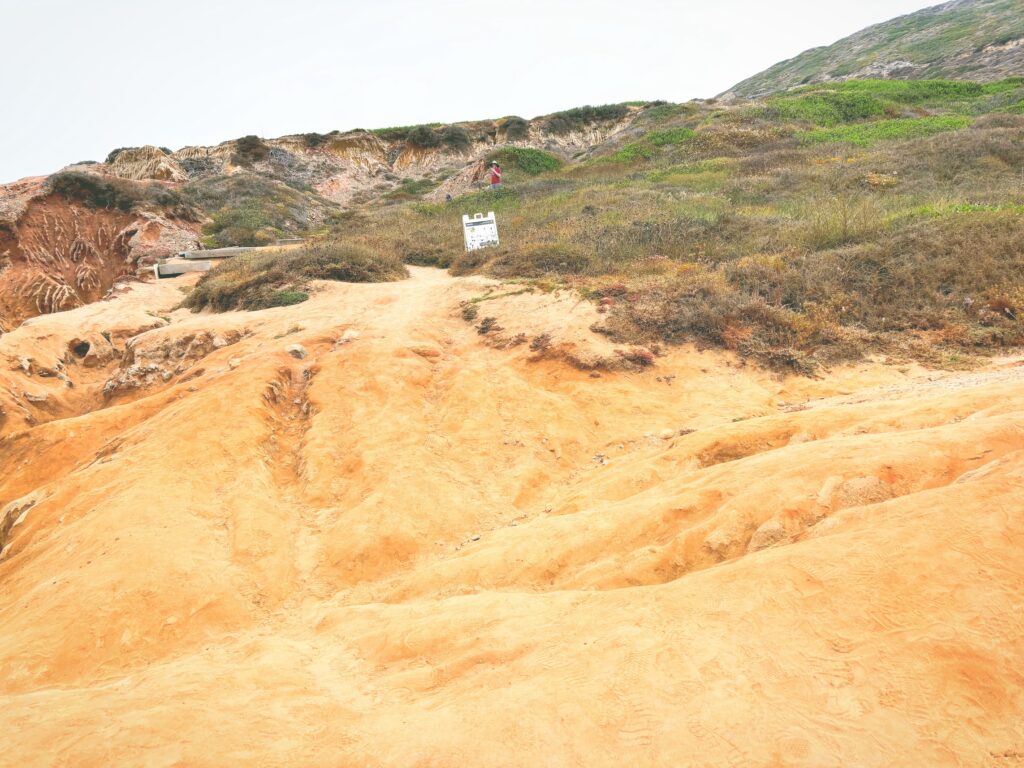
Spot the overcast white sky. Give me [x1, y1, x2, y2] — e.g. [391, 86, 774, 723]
[1, 0, 936, 183]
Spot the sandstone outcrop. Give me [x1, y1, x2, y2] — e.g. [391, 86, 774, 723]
[0, 176, 199, 332]
[106, 146, 187, 183]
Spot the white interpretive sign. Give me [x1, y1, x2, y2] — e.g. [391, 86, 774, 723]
[462, 211, 499, 251]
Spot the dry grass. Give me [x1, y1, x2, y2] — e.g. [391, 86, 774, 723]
[307, 79, 1024, 372]
[183, 241, 408, 312]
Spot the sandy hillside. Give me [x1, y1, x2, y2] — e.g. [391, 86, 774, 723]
[1, 267, 1022, 767]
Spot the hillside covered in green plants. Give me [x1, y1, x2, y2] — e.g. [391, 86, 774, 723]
[724, 0, 1023, 98]
[300, 77, 1024, 373]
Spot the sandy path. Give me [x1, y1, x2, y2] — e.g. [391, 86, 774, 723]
[1, 268, 1022, 766]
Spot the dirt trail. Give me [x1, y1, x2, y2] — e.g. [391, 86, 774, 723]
[1, 268, 1022, 767]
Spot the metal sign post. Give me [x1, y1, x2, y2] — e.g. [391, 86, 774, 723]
[462, 211, 499, 251]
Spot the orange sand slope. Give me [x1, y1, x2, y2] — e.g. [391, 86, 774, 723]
[1, 268, 1022, 767]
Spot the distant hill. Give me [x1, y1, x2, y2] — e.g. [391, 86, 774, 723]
[723, 0, 1024, 98]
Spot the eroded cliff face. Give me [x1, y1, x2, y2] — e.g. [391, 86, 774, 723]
[0, 179, 199, 333]
[106, 146, 187, 182]
[104, 113, 639, 206]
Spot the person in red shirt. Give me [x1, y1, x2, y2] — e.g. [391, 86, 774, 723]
[488, 161, 503, 189]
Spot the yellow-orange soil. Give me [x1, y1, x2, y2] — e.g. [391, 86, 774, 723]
[1, 268, 1022, 766]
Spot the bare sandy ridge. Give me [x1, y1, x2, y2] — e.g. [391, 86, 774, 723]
[1, 268, 1022, 766]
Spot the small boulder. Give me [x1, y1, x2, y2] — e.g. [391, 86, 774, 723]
[285, 344, 307, 360]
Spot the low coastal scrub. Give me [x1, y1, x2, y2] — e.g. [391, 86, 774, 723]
[597, 211, 1024, 372]
[49, 171, 151, 212]
[183, 174, 333, 247]
[48, 171, 198, 219]
[183, 241, 408, 312]
[313, 78, 1024, 372]
[501, 116, 530, 140]
[232, 135, 270, 166]
[140, 77, 1019, 367]
[371, 123, 442, 142]
[545, 104, 631, 134]
[803, 116, 971, 146]
[486, 147, 562, 175]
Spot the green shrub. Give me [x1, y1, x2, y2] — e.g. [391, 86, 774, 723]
[828, 79, 984, 103]
[486, 147, 563, 175]
[184, 241, 408, 312]
[406, 125, 443, 148]
[609, 143, 655, 163]
[545, 104, 631, 134]
[48, 171, 197, 219]
[233, 135, 270, 166]
[204, 204, 282, 246]
[185, 174, 330, 247]
[264, 289, 309, 307]
[384, 178, 438, 200]
[371, 123, 441, 141]
[634, 103, 692, 124]
[985, 76, 1024, 92]
[605, 127, 696, 163]
[302, 133, 328, 147]
[803, 116, 971, 146]
[647, 127, 696, 146]
[640, 103, 692, 122]
[440, 125, 472, 150]
[50, 172, 139, 211]
[502, 116, 530, 140]
[482, 244, 594, 277]
[766, 91, 887, 125]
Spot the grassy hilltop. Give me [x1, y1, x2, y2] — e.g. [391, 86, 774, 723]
[724, 0, 1024, 98]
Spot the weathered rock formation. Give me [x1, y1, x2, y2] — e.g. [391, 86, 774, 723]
[0, 176, 199, 332]
[106, 146, 187, 182]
